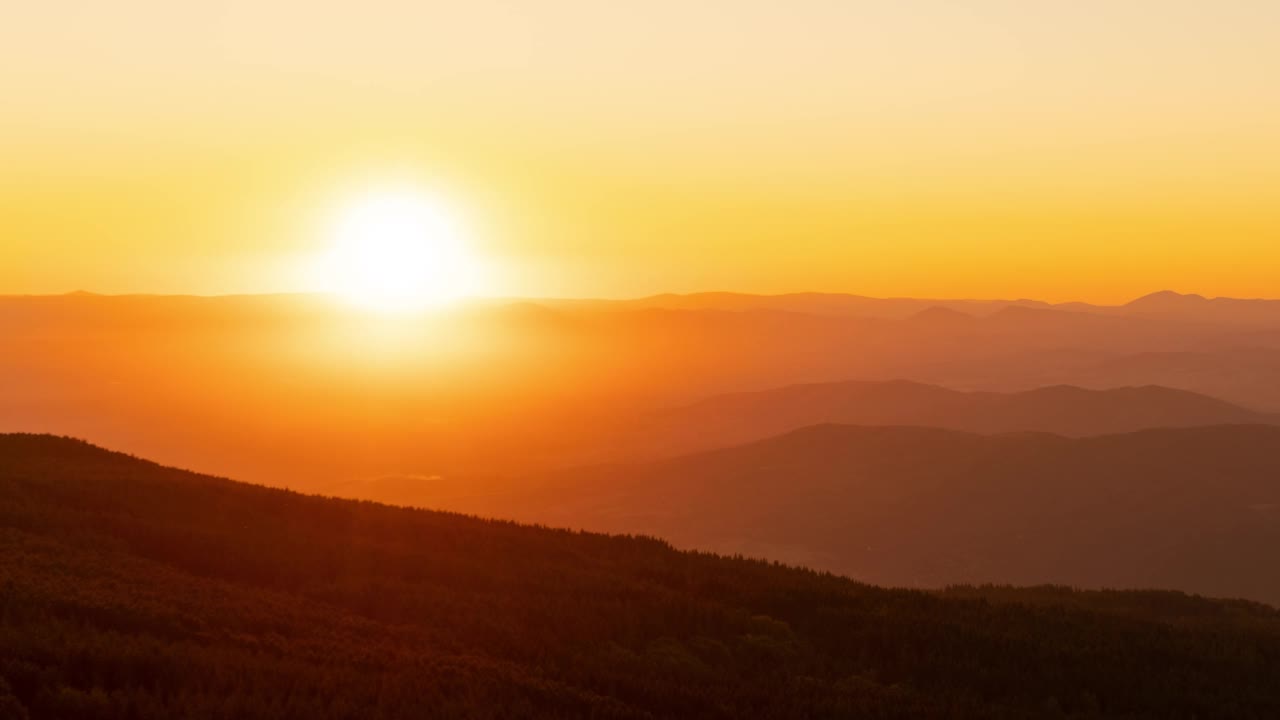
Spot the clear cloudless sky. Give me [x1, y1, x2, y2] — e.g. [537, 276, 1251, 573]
[2, 0, 1278, 302]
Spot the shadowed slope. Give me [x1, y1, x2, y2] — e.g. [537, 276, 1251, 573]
[404, 425, 1280, 606]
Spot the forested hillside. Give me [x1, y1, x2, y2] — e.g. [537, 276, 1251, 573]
[3, 433, 1280, 719]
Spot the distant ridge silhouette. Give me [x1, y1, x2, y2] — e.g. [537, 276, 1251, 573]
[531, 289, 1280, 324]
[905, 306, 976, 325]
[5, 290, 1280, 490]
[586, 380, 1280, 462]
[1125, 290, 1209, 308]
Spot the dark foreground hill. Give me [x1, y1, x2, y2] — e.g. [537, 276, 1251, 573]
[3, 434, 1280, 718]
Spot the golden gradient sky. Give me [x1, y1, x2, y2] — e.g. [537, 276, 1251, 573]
[2, 1, 1279, 302]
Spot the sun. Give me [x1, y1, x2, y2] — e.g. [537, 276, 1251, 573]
[318, 185, 483, 311]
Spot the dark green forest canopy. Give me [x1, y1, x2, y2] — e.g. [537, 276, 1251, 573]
[2, 433, 1279, 719]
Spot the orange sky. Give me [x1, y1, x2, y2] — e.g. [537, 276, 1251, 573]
[3, 1, 1279, 303]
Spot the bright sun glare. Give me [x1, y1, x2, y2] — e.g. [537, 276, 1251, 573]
[319, 186, 482, 311]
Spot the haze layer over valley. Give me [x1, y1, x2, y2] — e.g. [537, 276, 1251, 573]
[6, 289, 1280, 606]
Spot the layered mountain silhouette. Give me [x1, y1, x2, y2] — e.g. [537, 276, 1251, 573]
[4, 433, 1280, 718]
[539, 292, 1053, 319]
[379, 424, 1280, 606]
[6, 290, 1280, 489]
[1121, 290, 1280, 325]
[552, 289, 1280, 326]
[591, 380, 1280, 462]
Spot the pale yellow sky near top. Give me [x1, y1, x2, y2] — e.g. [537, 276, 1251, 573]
[2, 1, 1278, 302]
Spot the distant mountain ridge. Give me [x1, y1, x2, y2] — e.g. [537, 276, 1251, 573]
[538, 289, 1280, 325]
[1119, 290, 1280, 324]
[6, 289, 1280, 492]
[583, 380, 1280, 462]
[16, 288, 1280, 324]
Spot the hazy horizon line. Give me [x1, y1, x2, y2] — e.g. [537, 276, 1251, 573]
[6, 287, 1278, 306]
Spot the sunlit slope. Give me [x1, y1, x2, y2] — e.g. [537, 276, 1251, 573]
[3, 433, 1280, 718]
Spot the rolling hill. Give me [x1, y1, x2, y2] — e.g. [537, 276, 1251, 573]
[381, 425, 1280, 606]
[589, 380, 1279, 461]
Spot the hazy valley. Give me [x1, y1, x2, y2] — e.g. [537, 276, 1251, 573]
[6, 290, 1280, 608]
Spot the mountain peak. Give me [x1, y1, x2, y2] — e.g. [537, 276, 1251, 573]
[906, 306, 975, 324]
[1125, 290, 1208, 308]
